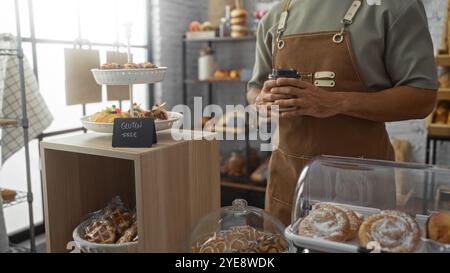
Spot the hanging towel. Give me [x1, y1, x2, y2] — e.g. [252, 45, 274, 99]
[0, 34, 53, 165]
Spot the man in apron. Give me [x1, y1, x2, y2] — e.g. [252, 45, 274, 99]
[247, 0, 438, 225]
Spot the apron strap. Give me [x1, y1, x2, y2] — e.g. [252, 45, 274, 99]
[276, 0, 363, 48]
[333, 0, 363, 44]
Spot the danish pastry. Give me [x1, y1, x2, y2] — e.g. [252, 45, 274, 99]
[358, 211, 420, 253]
[313, 203, 363, 240]
[427, 212, 450, 244]
[298, 204, 351, 242]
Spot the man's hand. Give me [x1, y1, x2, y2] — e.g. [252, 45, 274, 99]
[271, 78, 344, 118]
[254, 80, 294, 106]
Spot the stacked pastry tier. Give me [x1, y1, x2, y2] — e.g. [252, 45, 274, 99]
[230, 8, 248, 38]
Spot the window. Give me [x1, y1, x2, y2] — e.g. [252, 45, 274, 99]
[0, 0, 149, 234]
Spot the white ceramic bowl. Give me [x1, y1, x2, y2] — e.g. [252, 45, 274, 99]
[91, 67, 167, 85]
[81, 112, 183, 134]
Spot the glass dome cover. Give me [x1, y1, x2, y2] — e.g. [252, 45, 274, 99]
[285, 156, 450, 253]
[191, 199, 289, 253]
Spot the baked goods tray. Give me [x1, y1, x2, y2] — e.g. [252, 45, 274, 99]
[91, 67, 167, 85]
[2, 189, 27, 209]
[284, 202, 434, 253]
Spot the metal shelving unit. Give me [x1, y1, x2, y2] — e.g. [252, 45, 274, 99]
[182, 35, 267, 197]
[0, 0, 36, 253]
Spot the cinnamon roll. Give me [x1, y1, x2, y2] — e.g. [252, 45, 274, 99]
[359, 211, 420, 253]
[298, 204, 351, 242]
[313, 203, 363, 240]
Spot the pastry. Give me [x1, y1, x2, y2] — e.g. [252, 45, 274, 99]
[200, 21, 214, 31]
[358, 210, 420, 253]
[101, 63, 121, 69]
[105, 207, 132, 236]
[140, 62, 157, 69]
[192, 225, 288, 253]
[434, 102, 449, 124]
[84, 220, 116, 244]
[1, 189, 17, 202]
[229, 70, 241, 79]
[226, 152, 246, 177]
[213, 70, 230, 79]
[313, 203, 363, 240]
[427, 212, 450, 244]
[231, 8, 248, 19]
[250, 159, 269, 183]
[117, 222, 138, 244]
[230, 17, 246, 26]
[123, 63, 140, 69]
[298, 204, 351, 242]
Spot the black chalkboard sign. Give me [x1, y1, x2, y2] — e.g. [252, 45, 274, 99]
[112, 118, 157, 148]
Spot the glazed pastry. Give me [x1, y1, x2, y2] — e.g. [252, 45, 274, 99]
[298, 204, 351, 242]
[84, 220, 116, 244]
[1, 189, 17, 202]
[358, 210, 420, 253]
[313, 203, 363, 240]
[117, 222, 138, 244]
[104, 208, 132, 236]
[427, 212, 450, 244]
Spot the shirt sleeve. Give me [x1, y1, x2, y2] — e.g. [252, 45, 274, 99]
[384, 1, 438, 90]
[248, 18, 275, 90]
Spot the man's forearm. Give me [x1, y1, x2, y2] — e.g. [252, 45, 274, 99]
[336, 86, 437, 122]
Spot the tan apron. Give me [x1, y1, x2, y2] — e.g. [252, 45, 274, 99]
[267, 0, 395, 225]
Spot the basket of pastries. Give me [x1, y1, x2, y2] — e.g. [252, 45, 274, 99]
[72, 197, 138, 253]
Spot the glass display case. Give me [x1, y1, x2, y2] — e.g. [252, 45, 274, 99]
[190, 199, 289, 253]
[285, 156, 450, 253]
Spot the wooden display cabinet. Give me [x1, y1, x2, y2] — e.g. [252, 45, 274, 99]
[40, 130, 220, 253]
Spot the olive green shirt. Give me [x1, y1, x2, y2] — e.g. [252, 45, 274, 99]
[249, 0, 438, 91]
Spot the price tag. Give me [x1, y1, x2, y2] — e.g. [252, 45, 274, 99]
[112, 118, 157, 148]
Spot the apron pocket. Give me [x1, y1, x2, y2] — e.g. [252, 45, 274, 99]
[267, 150, 311, 207]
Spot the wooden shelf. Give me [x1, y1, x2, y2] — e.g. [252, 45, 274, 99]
[428, 123, 450, 138]
[184, 79, 247, 84]
[184, 36, 256, 43]
[221, 180, 266, 193]
[438, 88, 450, 101]
[437, 54, 450, 66]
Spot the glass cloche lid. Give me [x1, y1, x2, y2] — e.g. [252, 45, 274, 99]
[285, 156, 450, 253]
[190, 199, 289, 253]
